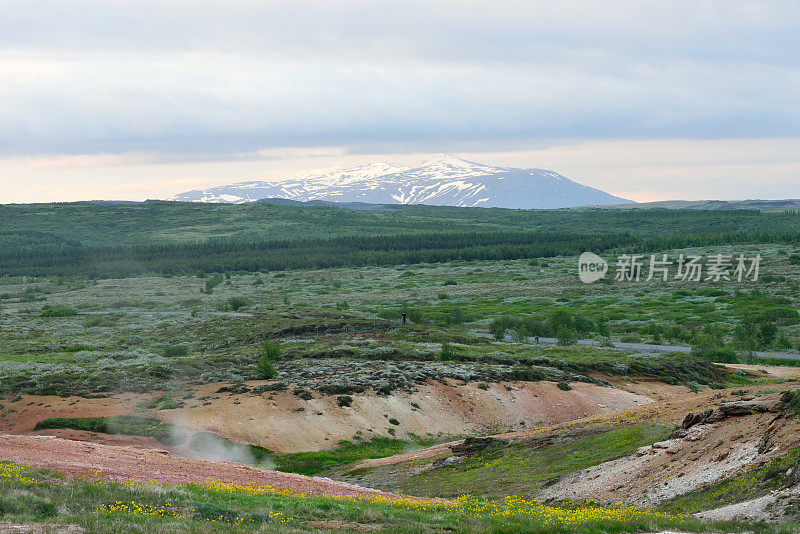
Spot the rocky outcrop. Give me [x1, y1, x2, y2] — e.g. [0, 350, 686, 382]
[672, 400, 780, 438]
[449, 436, 509, 457]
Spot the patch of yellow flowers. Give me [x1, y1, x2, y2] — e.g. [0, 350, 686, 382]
[96, 500, 291, 526]
[0, 460, 40, 485]
[4, 459, 677, 528]
[453, 496, 677, 527]
[199, 479, 678, 527]
[199, 479, 446, 511]
[98, 501, 185, 520]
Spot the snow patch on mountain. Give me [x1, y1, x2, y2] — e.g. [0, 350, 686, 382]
[171, 155, 632, 209]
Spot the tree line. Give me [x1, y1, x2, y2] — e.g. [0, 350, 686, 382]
[3, 227, 800, 278]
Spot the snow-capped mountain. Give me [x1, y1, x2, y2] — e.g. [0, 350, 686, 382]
[171, 155, 632, 209]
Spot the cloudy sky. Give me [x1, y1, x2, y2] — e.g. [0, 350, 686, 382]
[2, 0, 799, 203]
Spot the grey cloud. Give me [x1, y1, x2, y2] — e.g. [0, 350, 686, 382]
[0, 1, 798, 157]
[2, 1, 798, 63]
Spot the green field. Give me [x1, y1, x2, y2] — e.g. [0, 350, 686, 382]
[344, 424, 672, 499]
[2, 201, 800, 531]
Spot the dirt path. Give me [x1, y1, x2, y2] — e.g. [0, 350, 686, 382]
[0, 434, 434, 502]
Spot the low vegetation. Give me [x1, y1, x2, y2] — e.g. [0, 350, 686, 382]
[274, 438, 431, 476]
[0, 459, 786, 533]
[351, 424, 671, 499]
[33, 416, 187, 446]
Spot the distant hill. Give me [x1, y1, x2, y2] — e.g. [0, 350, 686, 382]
[171, 154, 632, 209]
[253, 198, 398, 211]
[601, 199, 800, 211]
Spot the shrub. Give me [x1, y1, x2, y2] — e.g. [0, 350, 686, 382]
[691, 324, 725, 355]
[34, 416, 108, 433]
[490, 315, 552, 340]
[162, 345, 189, 357]
[776, 333, 794, 350]
[203, 274, 223, 294]
[226, 296, 249, 311]
[260, 341, 281, 361]
[780, 391, 800, 414]
[406, 308, 425, 324]
[518, 316, 551, 337]
[441, 306, 467, 326]
[63, 344, 93, 353]
[337, 395, 353, 407]
[556, 327, 577, 346]
[489, 316, 517, 340]
[703, 349, 740, 364]
[318, 383, 359, 395]
[758, 321, 779, 347]
[761, 306, 799, 323]
[550, 310, 573, 334]
[158, 397, 186, 410]
[256, 359, 276, 380]
[594, 319, 610, 337]
[39, 307, 77, 317]
[440, 342, 456, 361]
[556, 382, 571, 391]
[687, 381, 704, 393]
[388, 418, 400, 425]
[293, 388, 313, 400]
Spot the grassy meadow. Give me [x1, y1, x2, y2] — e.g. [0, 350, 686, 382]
[1, 459, 794, 534]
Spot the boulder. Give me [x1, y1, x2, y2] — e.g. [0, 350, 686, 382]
[681, 408, 715, 430]
[450, 436, 509, 457]
[718, 400, 779, 416]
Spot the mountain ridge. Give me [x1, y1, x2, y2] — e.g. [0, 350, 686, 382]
[171, 154, 632, 209]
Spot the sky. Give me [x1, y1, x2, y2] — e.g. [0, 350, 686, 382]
[1, 0, 799, 203]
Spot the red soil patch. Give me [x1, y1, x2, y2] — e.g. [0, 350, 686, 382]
[0, 393, 147, 434]
[0, 434, 434, 502]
